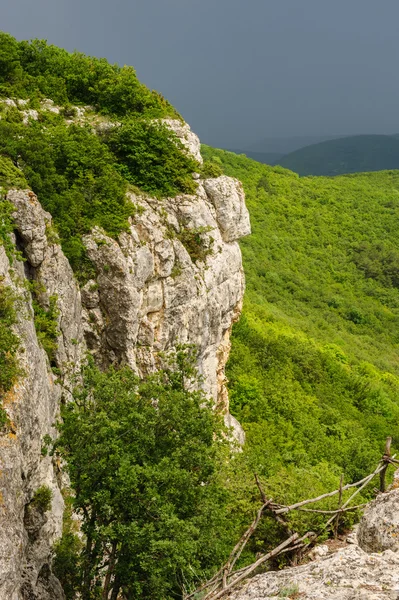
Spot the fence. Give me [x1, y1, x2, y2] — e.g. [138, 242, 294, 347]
[186, 437, 397, 600]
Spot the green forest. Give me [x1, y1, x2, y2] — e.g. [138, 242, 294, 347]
[203, 145, 399, 492]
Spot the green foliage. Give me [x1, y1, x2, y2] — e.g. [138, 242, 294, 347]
[0, 280, 21, 426]
[53, 490, 82, 600]
[0, 116, 135, 277]
[30, 285, 59, 368]
[0, 156, 27, 260]
[173, 225, 214, 263]
[0, 35, 201, 278]
[0, 197, 17, 261]
[31, 485, 52, 512]
[106, 119, 198, 197]
[200, 159, 224, 179]
[55, 349, 232, 599]
[0, 32, 178, 119]
[0, 154, 27, 189]
[202, 145, 399, 525]
[277, 134, 399, 176]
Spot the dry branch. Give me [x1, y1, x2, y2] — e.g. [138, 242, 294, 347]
[204, 533, 299, 600]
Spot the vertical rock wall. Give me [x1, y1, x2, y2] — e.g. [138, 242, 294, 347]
[0, 123, 250, 598]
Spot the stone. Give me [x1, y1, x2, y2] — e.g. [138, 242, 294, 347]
[8, 189, 50, 267]
[80, 280, 100, 309]
[203, 176, 251, 243]
[228, 488, 399, 600]
[22, 109, 39, 125]
[228, 545, 399, 600]
[358, 489, 399, 552]
[162, 119, 203, 164]
[40, 99, 60, 114]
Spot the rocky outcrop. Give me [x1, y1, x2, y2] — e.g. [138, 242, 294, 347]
[82, 177, 250, 414]
[0, 125, 250, 598]
[228, 488, 399, 600]
[0, 193, 82, 599]
[162, 118, 204, 164]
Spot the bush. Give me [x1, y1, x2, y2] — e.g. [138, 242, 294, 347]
[0, 155, 27, 190]
[106, 119, 199, 197]
[0, 32, 178, 119]
[201, 160, 223, 179]
[30, 287, 60, 368]
[0, 116, 134, 278]
[176, 225, 214, 263]
[31, 485, 52, 512]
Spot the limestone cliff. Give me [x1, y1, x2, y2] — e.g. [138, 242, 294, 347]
[0, 123, 250, 599]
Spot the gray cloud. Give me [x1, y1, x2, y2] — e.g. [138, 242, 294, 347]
[2, 0, 399, 148]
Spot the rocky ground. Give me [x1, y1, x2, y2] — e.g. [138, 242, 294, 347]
[229, 487, 399, 600]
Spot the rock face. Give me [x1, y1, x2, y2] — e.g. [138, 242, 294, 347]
[0, 125, 250, 598]
[0, 193, 83, 599]
[82, 178, 250, 413]
[228, 489, 399, 600]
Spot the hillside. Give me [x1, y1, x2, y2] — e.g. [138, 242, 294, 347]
[277, 134, 399, 176]
[203, 146, 399, 496]
[227, 149, 283, 165]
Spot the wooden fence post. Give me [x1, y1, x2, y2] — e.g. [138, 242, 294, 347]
[334, 474, 344, 539]
[380, 437, 392, 493]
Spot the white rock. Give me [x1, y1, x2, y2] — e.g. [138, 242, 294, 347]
[358, 488, 399, 552]
[41, 99, 60, 114]
[22, 109, 39, 125]
[203, 176, 251, 242]
[229, 489, 399, 600]
[0, 119, 251, 597]
[162, 118, 203, 164]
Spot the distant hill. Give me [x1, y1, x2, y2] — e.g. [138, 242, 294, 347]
[245, 134, 345, 156]
[227, 149, 283, 165]
[277, 134, 399, 176]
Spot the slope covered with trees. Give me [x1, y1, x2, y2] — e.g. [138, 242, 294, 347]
[203, 146, 399, 499]
[277, 134, 399, 176]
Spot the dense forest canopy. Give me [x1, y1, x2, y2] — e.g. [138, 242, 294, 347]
[203, 145, 399, 489]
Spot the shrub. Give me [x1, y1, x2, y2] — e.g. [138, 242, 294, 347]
[31, 485, 52, 512]
[201, 160, 223, 179]
[31, 289, 60, 368]
[176, 225, 215, 263]
[106, 119, 199, 197]
[0, 32, 178, 119]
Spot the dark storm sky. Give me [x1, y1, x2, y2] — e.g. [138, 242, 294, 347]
[2, 0, 399, 148]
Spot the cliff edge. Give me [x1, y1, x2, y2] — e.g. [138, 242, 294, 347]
[0, 122, 250, 599]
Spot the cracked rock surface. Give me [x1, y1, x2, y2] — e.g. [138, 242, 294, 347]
[0, 121, 250, 599]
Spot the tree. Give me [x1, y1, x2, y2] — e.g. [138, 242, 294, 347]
[55, 348, 230, 600]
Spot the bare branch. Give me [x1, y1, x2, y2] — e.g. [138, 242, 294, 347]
[204, 534, 299, 600]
